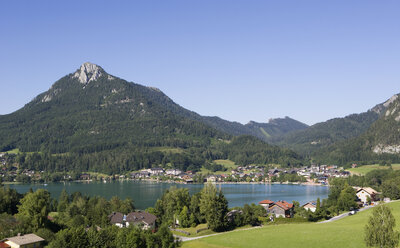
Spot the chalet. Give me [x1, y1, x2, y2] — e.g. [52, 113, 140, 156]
[1, 233, 44, 248]
[126, 211, 157, 230]
[355, 187, 379, 203]
[259, 200, 294, 218]
[302, 201, 317, 212]
[268, 201, 294, 218]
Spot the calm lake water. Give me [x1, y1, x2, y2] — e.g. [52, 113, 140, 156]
[8, 181, 330, 210]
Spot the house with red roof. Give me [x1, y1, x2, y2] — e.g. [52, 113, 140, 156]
[259, 200, 274, 210]
[259, 200, 294, 218]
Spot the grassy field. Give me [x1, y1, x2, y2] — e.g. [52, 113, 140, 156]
[213, 160, 237, 169]
[200, 160, 238, 175]
[347, 164, 400, 175]
[4, 148, 21, 154]
[182, 201, 400, 248]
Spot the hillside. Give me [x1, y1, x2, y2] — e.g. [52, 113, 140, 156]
[183, 201, 400, 248]
[0, 63, 303, 173]
[270, 97, 396, 155]
[314, 94, 400, 165]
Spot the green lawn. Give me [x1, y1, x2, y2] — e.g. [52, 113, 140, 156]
[182, 201, 400, 248]
[200, 160, 238, 175]
[213, 160, 237, 169]
[5, 148, 21, 154]
[347, 164, 400, 175]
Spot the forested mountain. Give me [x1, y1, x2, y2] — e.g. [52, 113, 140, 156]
[269, 98, 395, 155]
[0, 63, 303, 173]
[197, 116, 308, 142]
[313, 94, 400, 165]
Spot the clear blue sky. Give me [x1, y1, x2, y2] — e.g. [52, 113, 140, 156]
[1, 0, 399, 125]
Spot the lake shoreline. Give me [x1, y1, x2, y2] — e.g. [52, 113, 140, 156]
[7, 180, 330, 209]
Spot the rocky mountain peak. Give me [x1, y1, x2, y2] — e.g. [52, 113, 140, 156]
[73, 62, 104, 84]
[371, 94, 399, 114]
[383, 94, 399, 108]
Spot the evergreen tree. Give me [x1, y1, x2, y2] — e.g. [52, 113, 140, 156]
[200, 184, 228, 232]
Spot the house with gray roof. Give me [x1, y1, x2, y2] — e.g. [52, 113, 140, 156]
[1, 233, 44, 248]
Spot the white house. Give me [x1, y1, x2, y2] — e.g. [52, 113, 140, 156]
[166, 169, 182, 176]
[302, 201, 317, 212]
[355, 187, 379, 204]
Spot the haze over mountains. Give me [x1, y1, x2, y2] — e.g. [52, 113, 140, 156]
[0, 62, 399, 168]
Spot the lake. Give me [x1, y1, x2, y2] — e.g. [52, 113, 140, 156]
[8, 181, 330, 210]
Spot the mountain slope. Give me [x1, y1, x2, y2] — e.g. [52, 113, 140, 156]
[313, 94, 400, 165]
[0, 63, 303, 173]
[0, 63, 226, 153]
[268, 97, 398, 155]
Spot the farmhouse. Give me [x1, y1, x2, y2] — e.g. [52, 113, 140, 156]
[259, 200, 294, 218]
[1, 233, 44, 248]
[355, 187, 379, 204]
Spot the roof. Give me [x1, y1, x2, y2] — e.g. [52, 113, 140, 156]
[5, 234, 44, 245]
[356, 187, 378, 195]
[126, 211, 157, 225]
[108, 212, 124, 224]
[0, 242, 10, 248]
[259, 200, 274, 205]
[272, 201, 294, 211]
[302, 201, 317, 208]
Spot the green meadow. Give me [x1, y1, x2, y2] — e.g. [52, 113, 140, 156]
[347, 164, 400, 175]
[182, 201, 400, 248]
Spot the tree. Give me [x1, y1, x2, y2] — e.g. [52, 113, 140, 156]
[17, 189, 51, 230]
[337, 184, 358, 211]
[382, 180, 400, 200]
[0, 186, 22, 215]
[48, 227, 89, 248]
[57, 189, 69, 212]
[110, 196, 135, 214]
[365, 204, 400, 248]
[200, 184, 228, 232]
[179, 206, 190, 228]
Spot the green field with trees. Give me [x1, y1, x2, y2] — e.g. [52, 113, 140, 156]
[347, 164, 400, 176]
[183, 201, 400, 248]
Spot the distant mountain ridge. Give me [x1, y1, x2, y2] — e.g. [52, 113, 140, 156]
[267, 96, 398, 156]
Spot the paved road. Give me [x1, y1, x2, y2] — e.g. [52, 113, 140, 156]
[318, 204, 375, 224]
